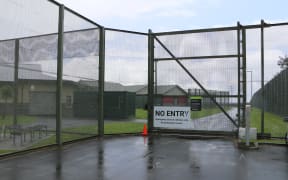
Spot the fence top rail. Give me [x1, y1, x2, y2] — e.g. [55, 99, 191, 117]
[154, 55, 239, 61]
[243, 22, 288, 29]
[105, 28, 148, 36]
[154, 26, 239, 36]
[153, 21, 288, 36]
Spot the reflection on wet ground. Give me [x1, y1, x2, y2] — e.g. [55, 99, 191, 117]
[0, 136, 287, 180]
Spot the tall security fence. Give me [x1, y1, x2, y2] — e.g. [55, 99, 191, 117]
[245, 23, 288, 139]
[251, 68, 288, 117]
[0, 0, 288, 156]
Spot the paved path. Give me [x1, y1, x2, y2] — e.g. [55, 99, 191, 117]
[190, 108, 238, 131]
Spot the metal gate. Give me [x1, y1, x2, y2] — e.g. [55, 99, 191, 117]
[147, 25, 247, 134]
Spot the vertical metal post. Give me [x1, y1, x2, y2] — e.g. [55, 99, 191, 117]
[242, 27, 247, 127]
[250, 71, 252, 100]
[98, 27, 105, 137]
[155, 61, 157, 95]
[260, 20, 265, 135]
[148, 29, 154, 132]
[56, 4, 64, 146]
[246, 71, 253, 101]
[237, 22, 241, 127]
[13, 39, 19, 126]
[245, 105, 251, 146]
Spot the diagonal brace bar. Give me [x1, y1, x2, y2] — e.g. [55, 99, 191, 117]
[153, 35, 239, 128]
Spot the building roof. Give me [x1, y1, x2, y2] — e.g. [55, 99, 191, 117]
[125, 84, 187, 96]
[78, 80, 126, 92]
[125, 85, 146, 93]
[0, 63, 56, 82]
[156, 85, 187, 96]
[79, 82, 187, 96]
[0, 64, 188, 95]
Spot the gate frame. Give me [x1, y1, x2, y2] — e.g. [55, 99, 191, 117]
[147, 25, 247, 134]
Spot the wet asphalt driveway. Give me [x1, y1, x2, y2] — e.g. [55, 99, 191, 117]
[0, 136, 287, 180]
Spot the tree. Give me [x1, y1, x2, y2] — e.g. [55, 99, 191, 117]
[0, 85, 13, 119]
[278, 55, 288, 69]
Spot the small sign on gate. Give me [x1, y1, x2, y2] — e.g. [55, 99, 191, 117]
[190, 96, 202, 111]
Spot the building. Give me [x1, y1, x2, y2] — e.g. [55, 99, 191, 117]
[75, 80, 135, 119]
[0, 66, 136, 119]
[0, 64, 77, 116]
[125, 85, 189, 108]
[188, 88, 230, 107]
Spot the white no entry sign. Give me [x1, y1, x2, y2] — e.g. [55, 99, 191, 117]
[154, 106, 191, 129]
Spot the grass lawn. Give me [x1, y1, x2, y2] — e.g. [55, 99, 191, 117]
[30, 121, 144, 148]
[105, 121, 144, 134]
[240, 138, 287, 145]
[250, 108, 288, 138]
[0, 115, 36, 126]
[7, 107, 288, 151]
[136, 109, 147, 119]
[62, 121, 144, 134]
[30, 107, 235, 149]
[256, 139, 287, 144]
[0, 149, 16, 155]
[30, 133, 92, 148]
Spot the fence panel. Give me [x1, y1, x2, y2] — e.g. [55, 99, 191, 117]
[153, 29, 241, 132]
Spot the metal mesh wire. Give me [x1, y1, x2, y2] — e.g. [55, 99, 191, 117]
[19, 35, 58, 63]
[154, 30, 239, 132]
[64, 10, 96, 32]
[0, 40, 15, 64]
[264, 26, 288, 82]
[104, 30, 148, 133]
[0, 0, 101, 149]
[105, 30, 148, 85]
[61, 12, 99, 138]
[0, 0, 60, 149]
[0, 41, 15, 119]
[250, 26, 288, 138]
[62, 28, 99, 132]
[17, 36, 57, 120]
[155, 59, 238, 131]
[155, 30, 238, 59]
[156, 59, 238, 93]
[0, 0, 286, 147]
[247, 26, 288, 137]
[19, 29, 99, 63]
[0, 0, 59, 40]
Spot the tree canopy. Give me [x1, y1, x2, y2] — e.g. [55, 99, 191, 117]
[278, 55, 288, 69]
[0, 85, 13, 101]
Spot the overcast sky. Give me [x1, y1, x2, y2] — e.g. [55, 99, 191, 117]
[57, 0, 288, 32]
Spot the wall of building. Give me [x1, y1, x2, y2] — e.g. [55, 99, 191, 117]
[0, 81, 76, 117]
